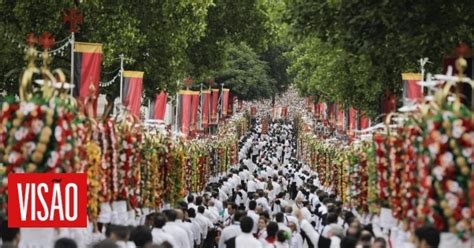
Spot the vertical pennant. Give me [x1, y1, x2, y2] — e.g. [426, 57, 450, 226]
[178, 90, 192, 136]
[211, 89, 219, 124]
[73, 42, 103, 117]
[402, 73, 423, 102]
[336, 105, 344, 130]
[382, 91, 397, 114]
[349, 107, 357, 134]
[227, 94, 234, 116]
[250, 106, 257, 117]
[359, 113, 370, 130]
[281, 106, 288, 119]
[122, 71, 144, 117]
[154, 91, 167, 120]
[222, 89, 230, 117]
[201, 90, 211, 129]
[190, 91, 200, 135]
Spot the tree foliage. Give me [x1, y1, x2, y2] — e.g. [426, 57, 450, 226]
[215, 42, 274, 101]
[285, 0, 474, 115]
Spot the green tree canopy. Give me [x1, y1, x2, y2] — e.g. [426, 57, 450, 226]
[215, 42, 274, 101]
[284, 0, 474, 115]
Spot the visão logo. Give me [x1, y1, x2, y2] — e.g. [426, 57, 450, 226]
[7, 173, 87, 227]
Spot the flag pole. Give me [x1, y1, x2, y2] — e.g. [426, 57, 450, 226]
[199, 83, 203, 131]
[174, 80, 180, 134]
[70, 32, 75, 95]
[119, 54, 124, 103]
[208, 83, 212, 136]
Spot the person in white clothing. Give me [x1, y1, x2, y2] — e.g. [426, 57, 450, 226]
[234, 216, 262, 248]
[151, 213, 179, 247]
[288, 221, 303, 248]
[196, 206, 213, 240]
[256, 191, 271, 213]
[218, 210, 246, 248]
[162, 209, 192, 248]
[175, 209, 196, 246]
[247, 200, 260, 234]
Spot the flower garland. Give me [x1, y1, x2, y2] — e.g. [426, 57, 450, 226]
[86, 141, 101, 221]
[373, 133, 390, 207]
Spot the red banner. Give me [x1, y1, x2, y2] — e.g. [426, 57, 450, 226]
[178, 90, 192, 136]
[382, 91, 397, 114]
[336, 105, 344, 130]
[305, 97, 313, 112]
[349, 107, 357, 133]
[73, 42, 103, 117]
[359, 114, 370, 130]
[281, 106, 288, 119]
[211, 89, 219, 124]
[8, 173, 87, 228]
[228, 94, 234, 116]
[153, 91, 167, 120]
[250, 106, 257, 117]
[201, 90, 210, 129]
[402, 73, 422, 102]
[190, 92, 200, 134]
[328, 103, 335, 124]
[222, 89, 230, 117]
[122, 71, 144, 118]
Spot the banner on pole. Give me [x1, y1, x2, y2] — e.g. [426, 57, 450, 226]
[150, 91, 167, 120]
[177, 90, 193, 136]
[73, 42, 103, 117]
[348, 107, 357, 134]
[336, 105, 344, 130]
[190, 91, 200, 135]
[359, 113, 370, 130]
[402, 73, 423, 102]
[211, 89, 219, 124]
[250, 106, 257, 117]
[222, 89, 230, 117]
[201, 90, 211, 129]
[122, 71, 144, 117]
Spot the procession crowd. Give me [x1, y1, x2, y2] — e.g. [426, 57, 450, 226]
[1, 119, 441, 248]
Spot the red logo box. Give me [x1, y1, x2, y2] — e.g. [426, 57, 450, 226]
[8, 173, 87, 228]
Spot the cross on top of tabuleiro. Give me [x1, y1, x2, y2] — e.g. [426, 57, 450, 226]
[63, 8, 84, 33]
[39, 32, 55, 50]
[25, 33, 37, 47]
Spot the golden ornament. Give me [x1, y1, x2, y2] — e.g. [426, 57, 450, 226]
[455, 156, 466, 167]
[31, 152, 43, 163]
[39, 127, 52, 143]
[26, 163, 37, 172]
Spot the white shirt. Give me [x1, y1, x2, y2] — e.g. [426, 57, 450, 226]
[247, 210, 260, 234]
[116, 241, 136, 248]
[218, 223, 242, 248]
[256, 197, 271, 213]
[196, 213, 213, 238]
[162, 222, 191, 248]
[247, 180, 257, 192]
[190, 218, 203, 245]
[205, 207, 220, 223]
[213, 198, 224, 212]
[301, 207, 312, 221]
[151, 228, 179, 247]
[176, 220, 195, 245]
[300, 219, 320, 246]
[235, 233, 263, 248]
[277, 222, 292, 235]
[291, 231, 304, 248]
